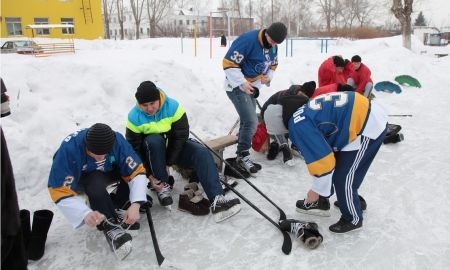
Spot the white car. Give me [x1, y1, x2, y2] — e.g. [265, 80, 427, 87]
[1, 40, 43, 54]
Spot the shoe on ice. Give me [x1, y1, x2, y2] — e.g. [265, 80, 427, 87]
[102, 218, 133, 260]
[223, 158, 251, 179]
[267, 141, 279, 160]
[329, 217, 362, 233]
[296, 196, 331, 217]
[279, 219, 323, 249]
[218, 173, 238, 193]
[178, 188, 210, 216]
[334, 195, 367, 211]
[237, 151, 261, 174]
[280, 144, 294, 166]
[211, 195, 241, 222]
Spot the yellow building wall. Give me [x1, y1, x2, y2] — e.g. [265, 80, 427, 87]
[0, 0, 104, 40]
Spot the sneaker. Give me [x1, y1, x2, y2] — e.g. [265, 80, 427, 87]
[102, 218, 132, 260]
[296, 196, 331, 217]
[237, 151, 260, 174]
[334, 195, 367, 211]
[152, 181, 173, 207]
[267, 141, 279, 160]
[280, 144, 294, 166]
[210, 195, 241, 222]
[329, 217, 362, 233]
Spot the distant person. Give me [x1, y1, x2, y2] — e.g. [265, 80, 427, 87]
[347, 55, 374, 97]
[223, 22, 287, 174]
[264, 91, 387, 233]
[220, 33, 227, 47]
[318, 55, 353, 87]
[1, 77, 28, 269]
[125, 81, 241, 222]
[260, 81, 316, 165]
[48, 123, 147, 260]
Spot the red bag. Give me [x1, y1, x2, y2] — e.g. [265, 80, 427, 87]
[252, 122, 269, 152]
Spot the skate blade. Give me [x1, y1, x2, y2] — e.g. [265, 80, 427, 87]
[213, 204, 241, 223]
[165, 205, 172, 211]
[296, 208, 331, 217]
[284, 159, 296, 167]
[114, 241, 132, 260]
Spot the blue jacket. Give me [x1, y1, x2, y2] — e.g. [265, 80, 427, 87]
[223, 29, 279, 90]
[48, 128, 147, 228]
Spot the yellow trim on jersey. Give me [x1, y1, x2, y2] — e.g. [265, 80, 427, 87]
[348, 94, 369, 142]
[307, 152, 336, 177]
[48, 186, 78, 203]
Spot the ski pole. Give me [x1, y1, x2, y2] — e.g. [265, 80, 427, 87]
[190, 130, 287, 221]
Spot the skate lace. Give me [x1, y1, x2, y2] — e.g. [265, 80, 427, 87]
[157, 183, 172, 199]
[211, 195, 227, 211]
[303, 200, 318, 209]
[104, 219, 128, 253]
[291, 222, 306, 239]
[115, 209, 132, 231]
[239, 155, 255, 170]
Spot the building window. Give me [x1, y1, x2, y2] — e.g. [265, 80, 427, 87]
[61, 18, 75, 34]
[179, 20, 183, 25]
[5, 17, 22, 36]
[34, 18, 49, 35]
[186, 20, 190, 25]
[193, 20, 196, 25]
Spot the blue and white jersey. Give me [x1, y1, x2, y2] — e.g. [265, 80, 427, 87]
[223, 29, 279, 90]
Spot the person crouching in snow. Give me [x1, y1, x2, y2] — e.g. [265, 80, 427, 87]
[48, 123, 147, 260]
[125, 81, 241, 222]
[258, 81, 316, 165]
[264, 91, 387, 233]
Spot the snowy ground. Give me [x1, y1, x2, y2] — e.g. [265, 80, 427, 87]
[1, 35, 450, 270]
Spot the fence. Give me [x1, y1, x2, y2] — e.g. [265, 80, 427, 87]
[285, 38, 337, 57]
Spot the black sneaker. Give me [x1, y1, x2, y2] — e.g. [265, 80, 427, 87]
[237, 151, 260, 173]
[334, 195, 367, 211]
[296, 196, 330, 217]
[267, 141, 279, 160]
[280, 144, 294, 166]
[329, 217, 362, 233]
[178, 189, 210, 216]
[102, 218, 132, 260]
[224, 158, 251, 178]
[210, 195, 241, 222]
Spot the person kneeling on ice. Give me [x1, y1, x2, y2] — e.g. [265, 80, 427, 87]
[259, 81, 316, 165]
[264, 91, 387, 233]
[48, 123, 148, 260]
[125, 81, 241, 222]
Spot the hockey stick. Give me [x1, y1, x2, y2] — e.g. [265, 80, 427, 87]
[388, 114, 412, 117]
[144, 202, 165, 266]
[228, 117, 240, 135]
[190, 131, 287, 221]
[220, 175, 292, 254]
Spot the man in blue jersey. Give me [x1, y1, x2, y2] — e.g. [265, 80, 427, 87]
[48, 123, 148, 260]
[223, 22, 287, 174]
[126, 81, 241, 222]
[264, 92, 387, 233]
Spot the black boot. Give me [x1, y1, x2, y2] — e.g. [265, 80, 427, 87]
[28, 209, 54, 261]
[19, 209, 31, 252]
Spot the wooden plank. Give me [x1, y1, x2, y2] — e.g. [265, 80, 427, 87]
[205, 134, 238, 151]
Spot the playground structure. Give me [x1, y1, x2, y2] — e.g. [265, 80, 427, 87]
[26, 24, 75, 56]
[285, 38, 337, 57]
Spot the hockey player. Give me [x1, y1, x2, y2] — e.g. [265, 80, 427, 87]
[223, 22, 287, 174]
[318, 55, 353, 87]
[347, 55, 374, 97]
[125, 81, 241, 222]
[48, 123, 147, 260]
[264, 92, 387, 233]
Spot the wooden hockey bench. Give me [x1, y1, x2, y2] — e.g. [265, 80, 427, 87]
[173, 134, 238, 180]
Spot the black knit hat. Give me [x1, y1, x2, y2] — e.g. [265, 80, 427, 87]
[266, 22, 287, 43]
[337, 83, 355, 92]
[333, 56, 345, 67]
[85, 123, 116, 155]
[351, 55, 362, 63]
[301, 81, 316, 98]
[135, 81, 160, 104]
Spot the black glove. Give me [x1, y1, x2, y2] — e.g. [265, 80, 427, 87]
[252, 87, 260, 98]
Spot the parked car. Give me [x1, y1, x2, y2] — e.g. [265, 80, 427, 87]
[1, 40, 43, 54]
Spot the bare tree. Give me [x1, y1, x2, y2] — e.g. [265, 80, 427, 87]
[130, 0, 145, 39]
[317, 0, 333, 32]
[103, 0, 117, 39]
[146, 0, 171, 37]
[116, 0, 125, 40]
[391, 0, 413, 49]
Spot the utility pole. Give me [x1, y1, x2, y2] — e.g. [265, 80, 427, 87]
[271, 0, 273, 23]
